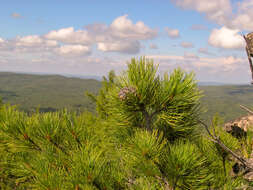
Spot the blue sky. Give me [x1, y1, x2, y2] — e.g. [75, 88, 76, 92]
[0, 0, 252, 83]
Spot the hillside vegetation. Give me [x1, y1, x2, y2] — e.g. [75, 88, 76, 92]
[0, 72, 253, 122]
[200, 85, 253, 122]
[0, 72, 101, 113]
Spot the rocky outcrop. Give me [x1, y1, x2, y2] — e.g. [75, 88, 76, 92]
[224, 115, 253, 138]
[225, 115, 253, 182]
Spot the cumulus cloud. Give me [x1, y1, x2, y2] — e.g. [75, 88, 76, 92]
[13, 35, 58, 51]
[180, 41, 194, 48]
[110, 15, 157, 40]
[165, 27, 180, 38]
[11, 13, 22, 19]
[0, 34, 59, 54]
[45, 40, 58, 47]
[208, 26, 245, 49]
[45, 27, 92, 45]
[44, 15, 157, 54]
[97, 41, 140, 54]
[171, 0, 253, 31]
[95, 15, 156, 53]
[16, 35, 43, 46]
[55, 45, 91, 56]
[0, 15, 157, 56]
[230, 0, 253, 31]
[171, 0, 232, 25]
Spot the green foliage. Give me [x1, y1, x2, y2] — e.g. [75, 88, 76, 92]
[241, 130, 253, 158]
[1, 57, 252, 189]
[162, 140, 211, 189]
[87, 70, 116, 119]
[0, 72, 101, 113]
[94, 57, 201, 141]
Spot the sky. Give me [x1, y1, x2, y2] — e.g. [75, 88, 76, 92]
[0, 0, 253, 83]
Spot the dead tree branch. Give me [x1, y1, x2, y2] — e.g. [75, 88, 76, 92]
[240, 104, 253, 115]
[198, 120, 253, 171]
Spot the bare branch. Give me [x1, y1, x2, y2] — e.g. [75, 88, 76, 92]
[240, 104, 253, 115]
[198, 120, 212, 137]
[198, 120, 253, 171]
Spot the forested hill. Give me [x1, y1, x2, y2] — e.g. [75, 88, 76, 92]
[200, 85, 253, 122]
[0, 72, 101, 113]
[0, 72, 253, 122]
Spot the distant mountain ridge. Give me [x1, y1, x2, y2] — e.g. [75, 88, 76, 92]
[1, 71, 250, 85]
[0, 71, 103, 81]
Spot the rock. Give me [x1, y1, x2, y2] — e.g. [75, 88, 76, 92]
[225, 115, 253, 182]
[224, 115, 253, 138]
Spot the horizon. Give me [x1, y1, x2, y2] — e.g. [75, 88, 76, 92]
[0, 0, 252, 83]
[0, 70, 251, 85]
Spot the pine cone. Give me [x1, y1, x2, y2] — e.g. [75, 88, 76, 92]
[118, 86, 137, 101]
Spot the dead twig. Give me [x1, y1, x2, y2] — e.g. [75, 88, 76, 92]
[240, 104, 253, 115]
[198, 120, 253, 171]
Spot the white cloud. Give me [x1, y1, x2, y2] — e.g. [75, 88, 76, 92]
[165, 27, 180, 38]
[171, 0, 232, 25]
[230, 0, 253, 31]
[208, 26, 245, 49]
[0, 15, 157, 57]
[55, 45, 91, 56]
[97, 41, 140, 54]
[11, 35, 58, 51]
[171, 0, 253, 31]
[1, 14, 154, 55]
[94, 15, 156, 54]
[180, 41, 194, 48]
[45, 27, 92, 45]
[110, 15, 157, 40]
[16, 35, 43, 46]
[45, 40, 58, 47]
[0, 38, 4, 43]
[45, 27, 73, 40]
[44, 15, 157, 54]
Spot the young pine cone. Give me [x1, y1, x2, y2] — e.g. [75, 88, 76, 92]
[118, 86, 137, 101]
